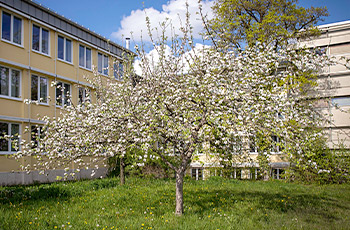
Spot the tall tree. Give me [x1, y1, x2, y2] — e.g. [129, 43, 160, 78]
[208, 0, 328, 49]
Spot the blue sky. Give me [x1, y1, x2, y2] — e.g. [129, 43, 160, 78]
[33, 0, 350, 50]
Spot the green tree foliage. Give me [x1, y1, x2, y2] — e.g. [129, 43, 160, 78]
[208, 0, 328, 49]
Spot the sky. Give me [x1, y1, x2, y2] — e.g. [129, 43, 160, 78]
[33, 0, 350, 52]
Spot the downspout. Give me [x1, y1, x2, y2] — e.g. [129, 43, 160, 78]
[54, 29, 57, 118]
[327, 29, 332, 144]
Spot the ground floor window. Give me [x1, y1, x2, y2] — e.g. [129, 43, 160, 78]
[0, 122, 20, 153]
[272, 168, 285, 179]
[191, 168, 203, 180]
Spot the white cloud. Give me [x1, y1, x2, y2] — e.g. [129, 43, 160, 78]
[133, 43, 211, 76]
[111, 0, 214, 42]
[133, 45, 172, 75]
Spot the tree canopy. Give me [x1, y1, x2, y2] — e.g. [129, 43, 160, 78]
[208, 0, 328, 49]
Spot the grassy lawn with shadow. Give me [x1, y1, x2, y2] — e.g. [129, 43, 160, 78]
[0, 176, 349, 229]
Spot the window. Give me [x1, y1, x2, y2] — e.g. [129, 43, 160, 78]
[32, 25, 49, 54]
[191, 168, 203, 180]
[0, 65, 20, 98]
[98, 53, 109, 75]
[271, 135, 283, 153]
[114, 62, 124, 80]
[31, 125, 44, 148]
[0, 122, 20, 153]
[78, 87, 90, 104]
[31, 75, 48, 103]
[332, 97, 350, 107]
[232, 136, 243, 154]
[1, 11, 22, 45]
[79, 45, 92, 69]
[57, 35, 72, 62]
[249, 136, 257, 153]
[56, 82, 71, 106]
[272, 168, 285, 179]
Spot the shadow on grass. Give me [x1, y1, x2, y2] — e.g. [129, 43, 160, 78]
[0, 178, 120, 204]
[183, 186, 346, 221]
[140, 179, 348, 222]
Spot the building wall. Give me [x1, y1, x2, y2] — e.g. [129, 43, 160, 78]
[0, 1, 129, 185]
[303, 21, 350, 148]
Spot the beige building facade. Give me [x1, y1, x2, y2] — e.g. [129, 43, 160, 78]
[0, 0, 131, 185]
[307, 21, 350, 149]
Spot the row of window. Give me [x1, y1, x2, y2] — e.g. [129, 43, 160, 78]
[1, 65, 89, 106]
[1, 11, 124, 79]
[194, 167, 285, 180]
[0, 122, 44, 153]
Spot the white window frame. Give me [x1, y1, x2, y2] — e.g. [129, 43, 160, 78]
[272, 168, 285, 179]
[55, 81, 71, 107]
[1, 11, 23, 46]
[113, 62, 124, 80]
[0, 122, 21, 154]
[271, 135, 283, 154]
[98, 53, 109, 76]
[78, 87, 90, 104]
[191, 168, 203, 180]
[0, 65, 21, 100]
[79, 44, 92, 70]
[32, 24, 50, 55]
[57, 35, 72, 63]
[31, 125, 44, 148]
[31, 74, 48, 105]
[249, 136, 258, 154]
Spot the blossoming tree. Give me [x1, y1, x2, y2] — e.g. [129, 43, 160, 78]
[14, 1, 334, 216]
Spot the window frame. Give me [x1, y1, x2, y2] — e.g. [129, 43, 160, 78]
[1, 11, 23, 47]
[31, 74, 48, 105]
[32, 24, 50, 56]
[113, 62, 124, 80]
[0, 122, 21, 155]
[331, 96, 350, 107]
[57, 35, 72, 63]
[55, 81, 71, 107]
[271, 135, 283, 154]
[78, 87, 90, 105]
[0, 65, 22, 100]
[98, 52, 109, 76]
[31, 125, 45, 148]
[79, 44, 92, 70]
[191, 168, 203, 180]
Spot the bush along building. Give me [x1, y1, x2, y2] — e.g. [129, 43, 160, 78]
[0, 0, 133, 185]
[188, 20, 350, 181]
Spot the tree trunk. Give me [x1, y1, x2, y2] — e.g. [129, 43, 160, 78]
[120, 156, 125, 185]
[175, 170, 185, 216]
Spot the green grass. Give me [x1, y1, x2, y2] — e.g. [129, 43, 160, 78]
[0, 177, 349, 230]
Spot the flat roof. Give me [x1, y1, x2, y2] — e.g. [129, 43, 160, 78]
[318, 20, 350, 29]
[0, 0, 135, 57]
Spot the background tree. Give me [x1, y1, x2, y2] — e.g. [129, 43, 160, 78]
[208, 0, 328, 49]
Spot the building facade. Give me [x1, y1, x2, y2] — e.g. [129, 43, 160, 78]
[306, 21, 350, 149]
[0, 0, 132, 185]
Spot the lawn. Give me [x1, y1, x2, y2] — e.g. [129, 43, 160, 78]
[0, 177, 349, 230]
